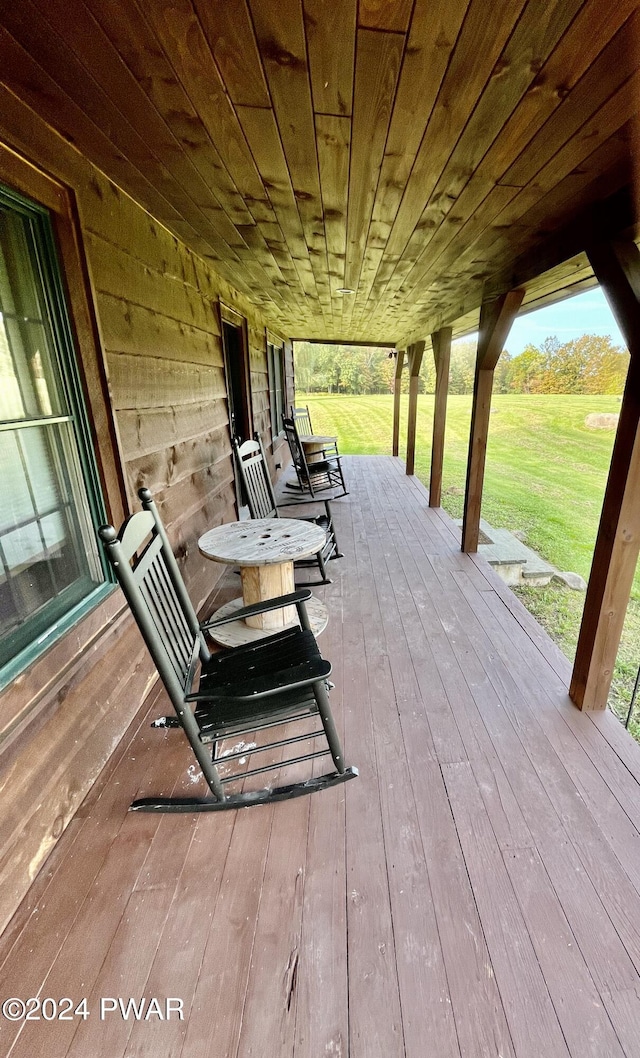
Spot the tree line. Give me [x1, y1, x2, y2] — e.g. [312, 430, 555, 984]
[295, 334, 628, 397]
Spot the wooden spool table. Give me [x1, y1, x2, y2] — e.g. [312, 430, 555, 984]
[298, 434, 338, 461]
[198, 518, 329, 647]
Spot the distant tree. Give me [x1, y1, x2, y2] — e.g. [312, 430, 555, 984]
[295, 333, 628, 398]
[563, 334, 628, 394]
[503, 333, 628, 394]
[448, 340, 477, 394]
[295, 342, 406, 394]
[379, 353, 397, 393]
[505, 343, 548, 393]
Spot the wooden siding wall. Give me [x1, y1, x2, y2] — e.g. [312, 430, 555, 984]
[85, 173, 236, 602]
[0, 96, 290, 932]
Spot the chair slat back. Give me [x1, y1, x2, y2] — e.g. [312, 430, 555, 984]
[234, 436, 278, 519]
[135, 535, 195, 684]
[99, 511, 204, 702]
[291, 405, 313, 436]
[283, 416, 311, 487]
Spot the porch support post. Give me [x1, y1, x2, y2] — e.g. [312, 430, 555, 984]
[462, 289, 524, 552]
[392, 348, 405, 457]
[406, 340, 425, 475]
[429, 327, 452, 506]
[570, 239, 640, 710]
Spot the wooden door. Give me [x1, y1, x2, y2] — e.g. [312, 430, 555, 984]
[221, 308, 252, 443]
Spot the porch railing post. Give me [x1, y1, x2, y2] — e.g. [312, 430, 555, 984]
[461, 290, 524, 552]
[570, 239, 640, 710]
[392, 348, 405, 457]
[406, 341, 425, 476]
[429, 327, 452, 507]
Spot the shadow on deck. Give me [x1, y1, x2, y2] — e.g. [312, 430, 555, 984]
[1, 455, 640, 1058]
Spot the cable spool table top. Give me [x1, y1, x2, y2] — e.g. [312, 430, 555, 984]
[198, 517, 327, 567]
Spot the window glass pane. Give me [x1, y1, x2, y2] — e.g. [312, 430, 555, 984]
[0, 210, 63, 419]
[267, 341, 285, 439]
[2, 318, 60, 417]
[0, 210, 41, 317]
[0, 424, 99, 658]
[0, 316, 24, 420]
[0, 191, 107, 681]
[19, 423, 66, 514]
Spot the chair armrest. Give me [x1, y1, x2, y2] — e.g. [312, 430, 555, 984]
[187, 657, 332, 703]
[307, 452, 342, 466]
[200, 588, 312, 629]
[307, 439, 340, 458]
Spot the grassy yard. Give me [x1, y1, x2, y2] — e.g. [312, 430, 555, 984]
[301, 392, 640, 731]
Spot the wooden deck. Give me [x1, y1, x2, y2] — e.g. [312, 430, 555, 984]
[2, 455, 640, 1058]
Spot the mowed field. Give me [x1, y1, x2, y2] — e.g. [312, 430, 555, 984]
[302, 393, 640, 724]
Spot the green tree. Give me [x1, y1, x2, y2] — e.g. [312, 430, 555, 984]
[564, 334, 628, 394]
[502, 333, 628, 394]
[505, 343, 547, 393]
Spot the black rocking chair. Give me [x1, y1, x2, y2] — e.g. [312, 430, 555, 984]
[291, 404, 342, 459]
[233, 434, 342, 585]
[283, 416, 348, 499]
[98, 493, 357, 812]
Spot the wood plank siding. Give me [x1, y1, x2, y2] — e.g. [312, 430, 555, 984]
[0, 1, 636, 344]
[0, 96, 291, 931]
[1, 458, 640, 1058]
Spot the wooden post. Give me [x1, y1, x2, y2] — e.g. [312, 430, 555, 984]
[570, 240, 640, 710]
[461, 290, 524, 552]
[392, 348, 405, 457]
[429, 327, 452, 507]
[406, 340, 425, 475]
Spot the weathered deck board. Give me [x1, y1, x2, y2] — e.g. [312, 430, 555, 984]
[2, 455, 640, 1058]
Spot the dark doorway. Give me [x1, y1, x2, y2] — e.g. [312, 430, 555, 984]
[222, 317, 251, 443]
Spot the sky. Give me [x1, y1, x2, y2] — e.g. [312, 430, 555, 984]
[457, 286, 625, 357]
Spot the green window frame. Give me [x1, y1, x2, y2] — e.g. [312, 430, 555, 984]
[0, 183, 111, 689]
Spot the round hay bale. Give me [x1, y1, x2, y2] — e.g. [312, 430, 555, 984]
[585, 413, 619, 430]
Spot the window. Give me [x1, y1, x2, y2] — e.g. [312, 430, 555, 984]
[0, 184, 108, 686]
[267, 337, 286, 439]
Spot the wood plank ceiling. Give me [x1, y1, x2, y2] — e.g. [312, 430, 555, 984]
[0, 0, 638, 344]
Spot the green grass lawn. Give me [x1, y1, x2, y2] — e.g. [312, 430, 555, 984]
[302, 392, 640, 728]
